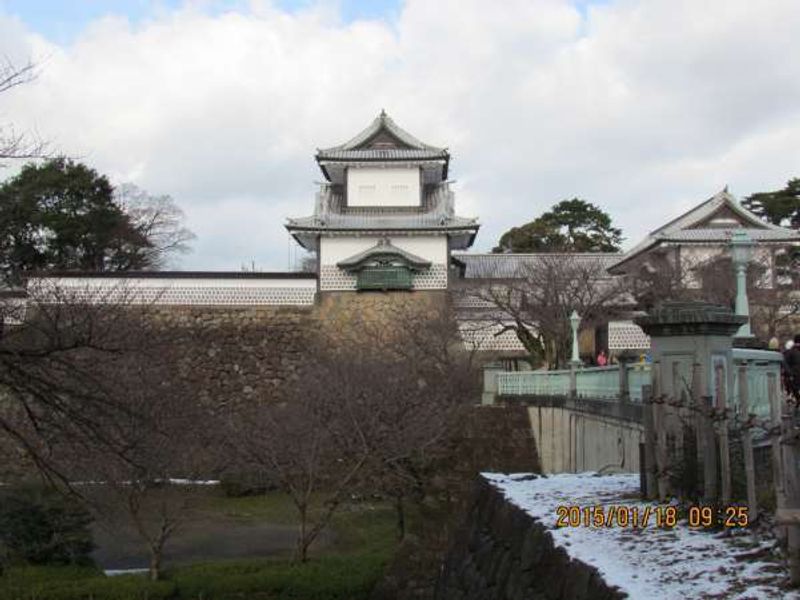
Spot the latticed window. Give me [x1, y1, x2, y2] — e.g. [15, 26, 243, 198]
[356, 266, 414, 290]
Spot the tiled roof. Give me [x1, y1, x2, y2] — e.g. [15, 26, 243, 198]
[23, 271, 316, 280]
[337, 238, 431, 271]
[317, 148, 448, 161]
[452, 253, 622, 279]
[287, 213, 479, 231]
[609, 189, 800, 273]
[657, 228, 798, 242]
[608, 321, 651, 350]
[317, 110, 446, 157]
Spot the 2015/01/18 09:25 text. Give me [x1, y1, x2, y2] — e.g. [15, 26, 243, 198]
[555, 505, 749, 528]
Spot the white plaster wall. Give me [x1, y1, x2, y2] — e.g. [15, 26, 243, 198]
[32, 277, 317, 291]
[27, 277, 317, 306]
[320, 235, 448, 266]
[347, 167, 421, 207]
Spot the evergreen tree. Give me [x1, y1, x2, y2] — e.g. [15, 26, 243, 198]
[742, 178, 800, 229]
[493, 198, 623, 253]
[0, 159, 192, 283]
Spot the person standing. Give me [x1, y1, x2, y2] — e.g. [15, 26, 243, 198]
[597, 350, 608, 367]
[785, 334, 800, 402]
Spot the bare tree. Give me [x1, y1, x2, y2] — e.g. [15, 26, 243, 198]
[226, 302, 478, 556]
[0, 282, 155, 484]
[114, 184, 196, 269]
[228, 357, 372, 562]
[630, 248, 800, 340]
[457, 254, 629, 368]
[69, 359, 210, 582]
[0, 281, 212, 580]
[1, 58, 46, 164]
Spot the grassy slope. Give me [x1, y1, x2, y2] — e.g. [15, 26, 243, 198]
[0, 492, 399, 600]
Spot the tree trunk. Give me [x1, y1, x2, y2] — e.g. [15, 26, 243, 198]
[149, 546, 162, 581]
[296, 504, 309, 563]
[395, 494, 406, 541]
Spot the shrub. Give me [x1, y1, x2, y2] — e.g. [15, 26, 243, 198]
[0, 486, 94, 567]
[219, 471, 277, 497]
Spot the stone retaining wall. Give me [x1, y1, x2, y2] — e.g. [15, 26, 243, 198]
[435, 476, 625, 600]
[148, 305, 314, 405]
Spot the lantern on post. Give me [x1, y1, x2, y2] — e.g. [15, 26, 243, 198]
[570, 310, 582, 365]
[730, 230, 755, 338]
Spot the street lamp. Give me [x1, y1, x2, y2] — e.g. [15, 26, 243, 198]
[730, 230, 755, 338]
[570, 310, 582, 365]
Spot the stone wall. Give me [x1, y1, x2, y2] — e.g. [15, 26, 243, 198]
[148, 305, 315, 405]
[435, 476, 625, 600]
[372, 405, 540, 600]
[316, 290, 448, 346]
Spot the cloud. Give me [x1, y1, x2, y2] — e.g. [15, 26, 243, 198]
[1, 0, 799, 269]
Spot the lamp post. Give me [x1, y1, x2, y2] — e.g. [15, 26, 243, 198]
[569, 310, 581, 398]
[570, 310, 582, 365]
[730, 230, 754, 338]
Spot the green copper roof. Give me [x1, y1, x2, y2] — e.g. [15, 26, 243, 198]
[336, 238, 432, 272]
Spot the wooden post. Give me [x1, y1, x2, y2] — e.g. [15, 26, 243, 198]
[702, 390, 719, 504]
[780, 412, 800, 586]
[690, 362, 704, 497]
[769, 372, 786, 543]
[642, 384, 657, 500]
[569, 362, 577, 399]
[738, 363, 758, 521]
[716, 362, 732, 505]
[653, 364, 670, 500]
[670, 361, 684, 495]
[618, 360, 630, 403]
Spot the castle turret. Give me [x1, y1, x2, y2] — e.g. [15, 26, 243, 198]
[286, 111, 479, 292]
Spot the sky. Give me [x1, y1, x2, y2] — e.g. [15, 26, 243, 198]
[0, 0, 798, 271]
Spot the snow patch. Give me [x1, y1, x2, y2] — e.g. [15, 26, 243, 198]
[484, 472, 796, 600]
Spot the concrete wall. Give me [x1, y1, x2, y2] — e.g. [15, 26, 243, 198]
[498, 398, 644, 474]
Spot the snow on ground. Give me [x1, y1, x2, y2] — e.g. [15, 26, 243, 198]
[484, 472, 796, 600]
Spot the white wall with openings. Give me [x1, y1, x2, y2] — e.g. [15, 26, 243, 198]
[346, 167, 421, 207]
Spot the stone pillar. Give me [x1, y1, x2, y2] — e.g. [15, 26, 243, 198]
[634, 302, 746, 500]
[482, 362, 505, 406]
[618, 356, 630, 403]
[635, 302, 746, 400]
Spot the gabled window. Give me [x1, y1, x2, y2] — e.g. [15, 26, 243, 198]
[356, 265, 414, 291]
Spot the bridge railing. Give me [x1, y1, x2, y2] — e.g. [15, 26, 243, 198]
[575, 366, 622, 399]
[496, 363, 652, 402]
[492, 348, 783, 408]
[496, 370, 570, 396]
[730, 348, 784, 421]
